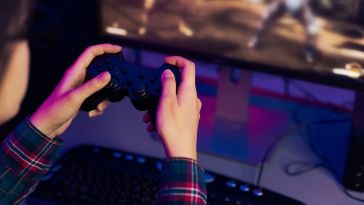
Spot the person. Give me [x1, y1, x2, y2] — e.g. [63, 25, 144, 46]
[248, 0, 318, 63]
[139, 0, 194, 37]
[0, 0, 206, 204]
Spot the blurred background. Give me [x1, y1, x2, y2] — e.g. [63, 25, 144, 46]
[1, 0, 364, 204]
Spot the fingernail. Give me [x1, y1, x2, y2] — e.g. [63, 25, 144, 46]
[98, 72, 111, 81]
[162, 69, 174, 80]
[114, 45, 122, 50]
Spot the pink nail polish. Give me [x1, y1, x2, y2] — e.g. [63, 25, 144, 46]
[162, 69, 173, 80]
[99, 72, 110, 81]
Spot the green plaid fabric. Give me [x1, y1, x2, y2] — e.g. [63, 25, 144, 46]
[0, 119, 63, 205]
[158, 158, 207, 204]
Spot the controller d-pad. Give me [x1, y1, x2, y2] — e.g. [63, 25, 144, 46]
[149, 76, 158, 83]
[139, 74, 145, 80]
[106, 58, 112, 64]
[121, 69, 128, 75]
[154, 84, 162, 94]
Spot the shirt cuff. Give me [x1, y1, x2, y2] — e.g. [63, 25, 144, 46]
[1, 118, 63, 175]
[157, 157, 207, 204]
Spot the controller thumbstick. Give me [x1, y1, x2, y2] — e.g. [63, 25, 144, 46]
[131, 82, 148, 100]
[106, 77, 119, 90]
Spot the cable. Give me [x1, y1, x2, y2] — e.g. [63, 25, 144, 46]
[292, 100, 350, 125]
[288, 81, 319, 102]
[283, 118, 350, 178]
[255, 131, 280, 187]
[280, 77, 364, 202]
[254, 79, 353, 190]
[344, 189, 364, 203]
[255, 118, 350, 187]
[284, 117, 364, 203]
[286, 79, 352, 125]
[284, 160, 327, 176]
[305, 120, 364, 203]
[255, 125, 303, 187]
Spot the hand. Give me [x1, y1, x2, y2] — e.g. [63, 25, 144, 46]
[30, 44, 122, 139]
[144, 57, 202, 160]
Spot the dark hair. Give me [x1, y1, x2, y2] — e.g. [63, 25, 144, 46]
[0, 0, 30, 81]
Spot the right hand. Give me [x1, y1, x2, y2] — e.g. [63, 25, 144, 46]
[143, 56, 202, 160]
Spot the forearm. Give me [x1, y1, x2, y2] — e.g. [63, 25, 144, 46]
[157, 158, 207, 205]
[0, 118, 62, 204]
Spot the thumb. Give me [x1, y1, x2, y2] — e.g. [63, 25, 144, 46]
[72, 71, 111, 102]
[161, 69, 177, 100]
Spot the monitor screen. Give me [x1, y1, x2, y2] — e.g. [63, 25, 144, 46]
[100, 0, 364, 83]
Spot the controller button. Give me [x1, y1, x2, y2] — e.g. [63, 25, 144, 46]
[121, 69, 128, 75]
[154, 85, 162, 93]
[105, 58, 112, 65]
[106, 66, 113, 73]
[149, 76, 158, 83]
[125, 80, 132, 86]
[111, 67, 120, 75]
[108, 78, 120, 90]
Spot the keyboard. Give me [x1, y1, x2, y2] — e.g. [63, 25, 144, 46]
[28, 145, 305, 205]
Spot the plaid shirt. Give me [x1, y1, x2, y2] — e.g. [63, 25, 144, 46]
[0, 119, 207, 205]
[158, 158, 207, 205]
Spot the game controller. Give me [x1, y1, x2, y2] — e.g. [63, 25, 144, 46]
[80, 52, 181, 112]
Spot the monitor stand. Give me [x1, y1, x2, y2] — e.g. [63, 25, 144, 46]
[343, 91, 364, 192]
[197, 67, 290, 165]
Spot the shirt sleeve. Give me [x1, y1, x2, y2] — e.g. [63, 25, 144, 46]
[157, 157, 207, 205]
[0, 118, 63, 205]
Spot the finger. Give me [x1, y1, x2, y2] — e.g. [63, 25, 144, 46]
[143, 110, 153, 123]
[197, 98, 202, 112]
[72, 44, 122, 74]
[147, 123, 155, 132]
[160, 69, 177, 101]
[61, 44, 121, 91]
[87, 100, 110, 117]
[96, 100, 111, 112]
[165, 56, 195, 87]
[88, 110, 104, 118]
[71, 71, 111, 103]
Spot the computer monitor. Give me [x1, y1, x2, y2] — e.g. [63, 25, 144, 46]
[94, 0, 364, 164]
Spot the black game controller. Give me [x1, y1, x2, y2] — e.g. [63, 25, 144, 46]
[80, 52, 181, 112]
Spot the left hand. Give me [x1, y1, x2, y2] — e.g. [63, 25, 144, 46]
[30, 44, 121, 139]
